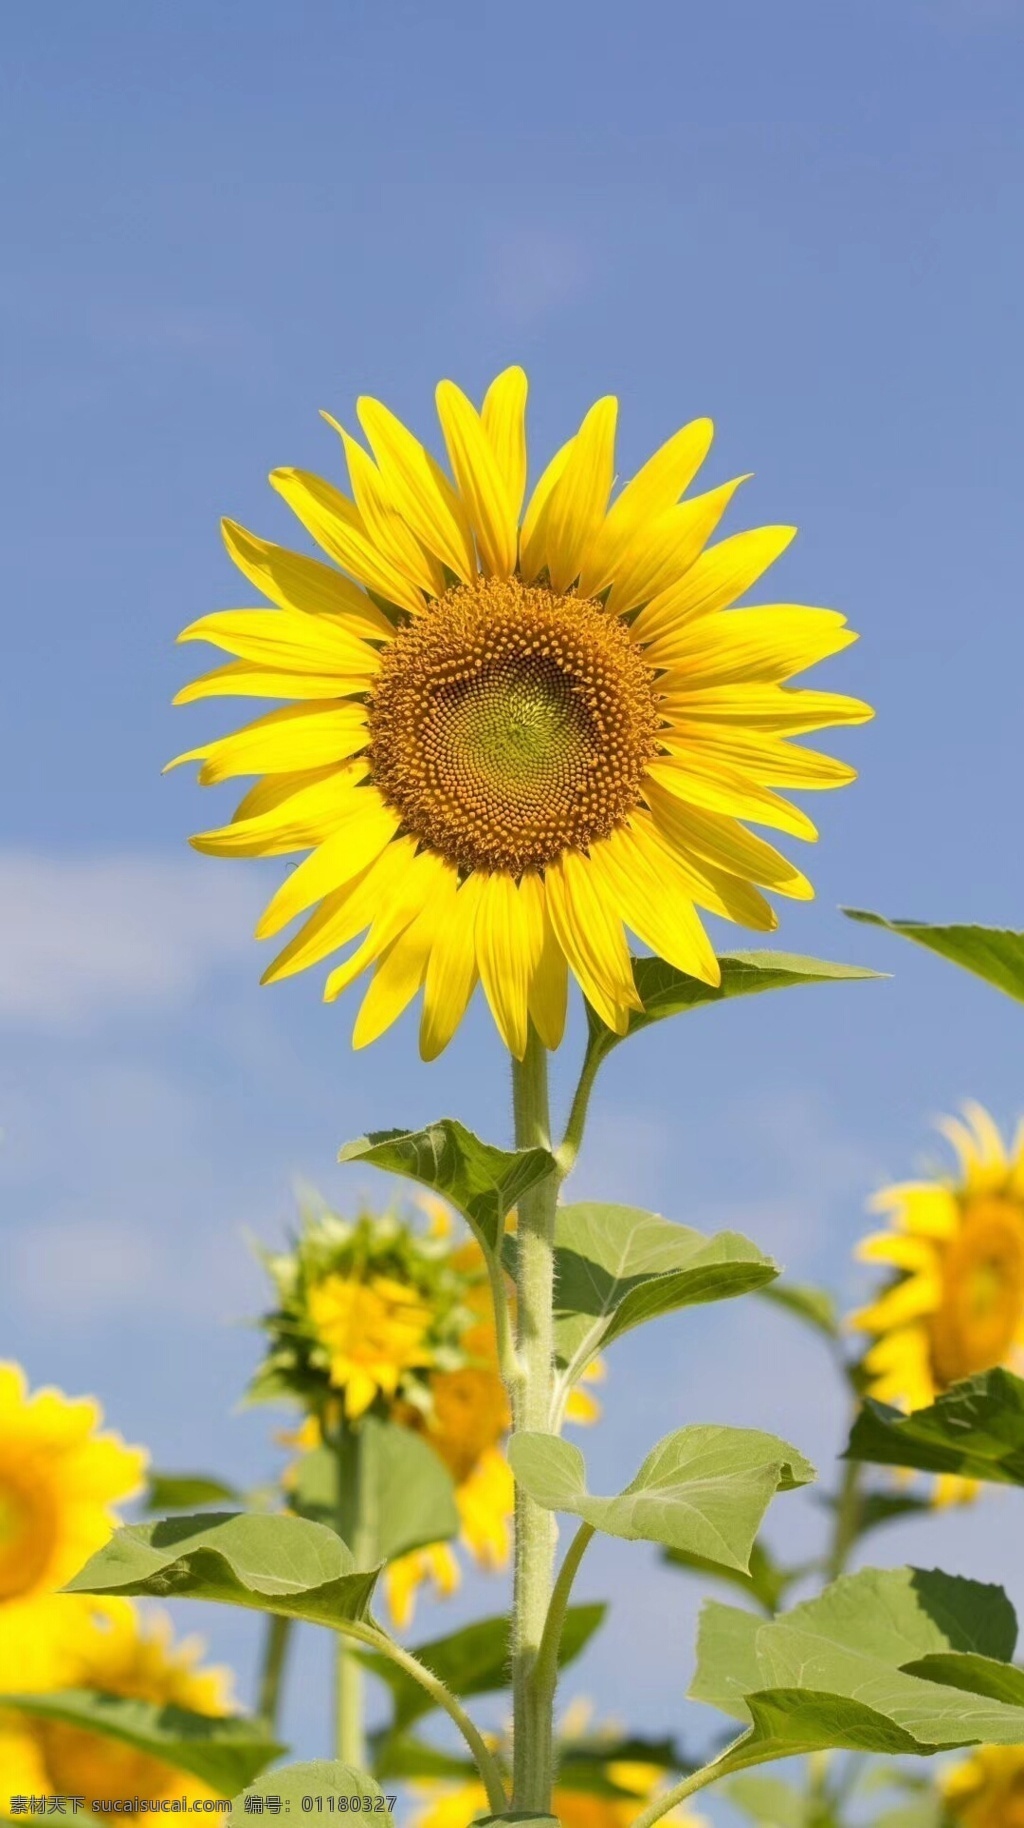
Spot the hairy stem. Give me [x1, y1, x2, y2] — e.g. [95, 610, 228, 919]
[532, 1521, 595, 1728]
[511, 1024, 561, 1813]
[628, 1735, 751, 1828]
[256, 1613, 292, 1730]
[557, 1041, 604, 1178]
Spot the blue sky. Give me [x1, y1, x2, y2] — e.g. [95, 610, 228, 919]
[3, 0, 1024, 1810]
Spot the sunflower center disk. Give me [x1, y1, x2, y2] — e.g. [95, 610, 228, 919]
[932, 1197, 1024, 1387]
[368, 577, 659, 873]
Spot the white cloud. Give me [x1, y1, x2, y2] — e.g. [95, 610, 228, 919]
[0, 852, 264, 1030]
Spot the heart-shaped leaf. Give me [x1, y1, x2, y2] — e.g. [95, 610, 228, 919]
[843, 910, 1024, 1003]
[546, 1204, 778, 1389]
[846, 1370, 1024, 1485]
[509, 1427, 814, 1571]
[691, 1566, 1024, 1772]
[0, 1690, 283, 1797]
[64, 1511, 379, 1628]
[339, 1119, 556, 1251]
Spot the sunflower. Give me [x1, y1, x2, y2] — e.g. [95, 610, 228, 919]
[852, 1104, 1024, 1500]
[307, 1272, 436, 1419]
[1, 1602, 234, 1810]
[0, 1363, 146, 1689]
[943, 1746, 1024, 1828]
[169, 369, 870, 1058]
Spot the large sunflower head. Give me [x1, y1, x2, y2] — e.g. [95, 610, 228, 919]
[852, 1104, 1024, 1482]
[253, 1202, 475, 1420]
[170, 370, 871, 1058]
[943, 1745, 1024, 1828]
[0, 1364, 145, 1610]
[2, 1601, 234, 1810]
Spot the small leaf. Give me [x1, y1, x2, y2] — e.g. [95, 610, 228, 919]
[508, 1427, 814, 1571]
[65, 1511, 380, 1628]
[370, 1732, 477, 1780]
[292, 1420, 459, 1564]
[845, 1370, 1024, 1485]
[663, 1539, 799, 1615]
[690, 1566, 1024, 1770]
[843, 910, 1024, 1002]
[758, 1281, 840, 1341]
[339, 1119, 556, 1251]
[359, 1604, 605, 1731]
[584, 951, 882, 1071]
[1, 1690, 283, 1797]
[547, 1203, 778, 1389]
[145, 1473, 241, 1512]
[229, 1760, 381, 1821]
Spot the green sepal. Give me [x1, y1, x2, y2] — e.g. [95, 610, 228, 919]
[845, 1369, 1024, 1485]
[339, 1119, 556, 1251]
[359, 1604, 605, 1731]
[508, 1426, 813, 1570]
[64, 1511, 380, 1628]
[0, 1690, 284, 1797]
[843, 908, 1024, 1001]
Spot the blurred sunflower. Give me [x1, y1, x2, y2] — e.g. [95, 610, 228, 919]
[169, 368, 870, 1058]
[1, 1602, 234, 1810]
[0, 1363, 146, 1689]
[943, 1745, 1024, 1828]
[852, 1103, 1024, 1501]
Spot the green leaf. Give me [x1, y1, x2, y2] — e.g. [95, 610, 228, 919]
[757, 1281, 840, 1341]
[547, 1203, 778, 1388]
[65, 1511, 380, 1628]
[843, 910, 1024, 1002]
[845, 1370, 1024, 1485]
[902, 1652, 1024, 1706]
[359, 1604, 605, 1731]
[0, 1690, 283, 1797]
[339, 1119, 556, 1251]
[690, 1566, 1024, 1769]
[144, 1472, 241, 1512]
[663, 1539, 799, 1614]
[291, 1419, 459, 1563]
[370, 1731, 477, 1780]
[853, 1491, 934, 1539]
[584, 951, 883, 1070]
[475, 1818, 559, 1828]
[508, 1427, 814, 1571]
[229, 1760, 382, 1821]
[725, 1775, 808, 1827]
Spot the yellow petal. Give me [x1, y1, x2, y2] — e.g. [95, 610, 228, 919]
[643, 782, 813, 898]
[328, 418, 446, 599]
[353, 876, 450, 1048]
[853, 1271, 942, 1335]
[173, 660, 372, 705]
[420, 873, 483, 1061]
[254, 793, 401, 937]
[604, 478, 749, 618]
[855, 1232, 939, 1272]
[636, 816, 778, 930]
[191, 767, 368, 859]
[542, 397, 618, 591]
[659, 726, 856, 791]
[481, 366, 528, 517]
[587, 822, 720, 985]
[261, 837, 418, 982]
[166, 702, 369, 784]
[868, 1181, 960, 1239]
[177, 609, 374, 677]
[632, 527, 797, 644]
[323, 849, 444, 1005]
[645, 756, 818, 842]
[519, 439, 574, 581]
[270, 467, 426, 616]
[652, 606, 855, 685]
[356, 396, 476, 580]
[436, 379, 518, 576]
[520, 873, 568, 1051]
[659, 683, 874, 734]
[577, 417, 714, 597]
[221, 518, 393, 640]
[474, 872, 531, 1060]
[544, 849, 640, 1033]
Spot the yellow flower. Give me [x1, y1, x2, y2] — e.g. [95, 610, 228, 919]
[852, 1104, 1024, 1501]
[0, 1363, 146, 1690]
[944, 1745, 1024, 1827]
[1, 1602, 234, 1810]
[307, 1271, 435, 1418]
[170, 369, 870, 1058]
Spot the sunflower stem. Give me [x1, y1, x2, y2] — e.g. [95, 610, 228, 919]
[334, 1418, 367, 1770]
[256, 1613, 293, 1730]
[510, 1023, 561, 1813]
